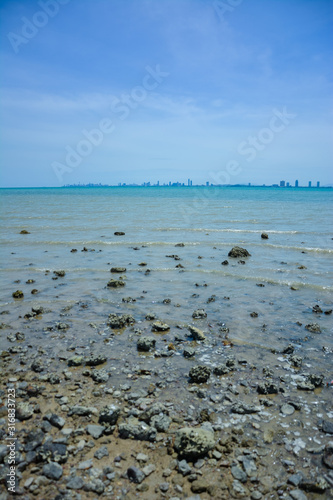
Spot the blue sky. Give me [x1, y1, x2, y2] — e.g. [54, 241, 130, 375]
[0, 0, 332, 187]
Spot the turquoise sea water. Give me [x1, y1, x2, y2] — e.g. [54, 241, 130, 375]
[0, 186, 332, 370]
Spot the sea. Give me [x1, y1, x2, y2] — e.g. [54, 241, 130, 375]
[0, 186, 332, 377]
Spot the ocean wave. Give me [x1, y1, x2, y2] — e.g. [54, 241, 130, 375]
[153, 227, 300, 234]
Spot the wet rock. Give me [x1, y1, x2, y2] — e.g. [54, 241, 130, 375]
[54, 270, 66, 277]
[127, 465, 145, 483]
[307, 373, 324, 387]
[31, 289, 39, 294]
[70, 248, 77, 252]
[323, 442, 333, 468]
[152, 321, 170, 332]
[145, 313, 156, 320]
[289, 355, 303, 367]
[189, 365, 211, 383]
[174, 427, 215, 460]
[20, 230, 30, 234]
[231, 402, 261, 414]
[192, 309, 207, 319]
[312, 304, 323, 313]
[228, 246, 251, 258]
[42, 462, 63, 480]
[261, 233, 269, 239]
[137, 337, 156, 352]
[68, 355, 84, 367]
[188, 325, 205, 341]
[305, 323, 321, 333]
[56, 322, 69, 330]
[12, 290, 24, 299]
[107, 279, 125, 288]
[281, 404, 295, 416]
[250, 312, 258, 318]
[118, 423, 157, 442]
[257, 381, 278, 394]
[98, 405, 121, 426]
[91, 369, 109, 383]
[110, 267, 127, 273]
[108, 313, 135, 329]
[85, 354, 107, 366]
[221, 260, 229, 265]
[114, 231, 125, 235]
[300, 476, 329, 493]
[213, 364, 230, 376]
[183, 347, 196, 358]
[325, 309, 332, 315]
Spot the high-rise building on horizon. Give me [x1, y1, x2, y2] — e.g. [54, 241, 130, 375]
[280, 180, 285, 187]
[308, 181, 312, 188]
[295, 180, 299, 187]
[317, 181, 320, 187]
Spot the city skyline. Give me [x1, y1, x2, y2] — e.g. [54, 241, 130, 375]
[0, 1, 332, 188]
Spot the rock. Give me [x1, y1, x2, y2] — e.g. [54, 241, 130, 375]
[98, 405, 121, 426]
[261, 233, 269, 239]
[178, 459, 191, 476]
[139, 262, 147, 266]
[213, 364, 230, 376]
[281, 404, 295, 416]
[307, 373, 324, 387]
[183, 347, 196, 358]
[54, 270, 66, 277]
[175, 243, 185, 247]
[300, 476, 329, 493]
[67, 476, 85, 489]
[257, 381, 278, 394]
[86, 424, 105, 439]
[68, 405, 98, 417]
[114, 231, 125, 235]
[250, 312, 258, 318]
[145, 313, 156, 320]
[322, 442, 333, 468]
[228, 246, 251, 258]
[16, 402, 33, 420]
[84, 479, 105, 494]
[127, 466, 145, 484]
[221, 260, 229, 265]
[242, 457, 257, 476]
[312, 305, 323, 313]
[35, 442, 68, 464]
[305, 323, 321, 333]
[142, 464, 156, 476]
[289, 490, 308, 500]
[48, 414, 66, 429]
[108, 313, 135, 329]
[192, 309, 207, 319]
[150, 414, 171, 432]
[68, 355, 84, 367]
[91, 369, 109, 383]
[118, 423, 156, 442]
[42, 462, 63, 480]
[20, 230, 30, 234]
[12, 290, 24, 299]
[189, 365, 211, 383]
[85, 354, 107, 366]
[32, 305, 44, 314]
[56, 322, 69, 330]
[188, 325, 205, 341]
[191, 479, 209, 493]
[137, 337, 156, 352]
[107, 279, 125, 288]
[174, 427, 215, 460]
[322, 420, 333, 434]
[231, 465, 247, 483]
[110, 267, 126, 273]
[152, 321, 170, 332]
[94, 446, 109, 460]
[289, 355, 303, 367]
[231, 402, 261, 414]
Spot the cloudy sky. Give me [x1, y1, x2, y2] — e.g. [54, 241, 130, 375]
[0, 0, 332, 187]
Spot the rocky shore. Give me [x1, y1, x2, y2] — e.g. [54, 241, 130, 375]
[0, 246, 332, 500]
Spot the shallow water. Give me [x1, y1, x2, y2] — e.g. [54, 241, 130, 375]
[0, 186, 332, 373]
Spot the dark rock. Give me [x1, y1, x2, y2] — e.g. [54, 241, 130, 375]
[16, 402, 33, 421]
[108, 313, 135, 329]
[282, 344, 295, 354]
[261, 233, 269, 239]
[20, 230, 30, 234]
[145, 313, 156, 320]
[107, 279, 125, 288]
[321, 420, 333, 434]
[137, 337, 156, 352]
[110, 267, 126, 273]
[175, 243, 185, 247]
[289, 355, 303, 367]
[68, 355, 84, 367]
[305, 323, 321, 333]
[221, 260, 229, 265]
[151, 321, 170, 332]
[85, 354, 107, 366]
[188, 325, 205, 341]
[189, 365, 211, 383]
[213, 364, 230, 376]
[48, 414, 66, 429]
[94, 446, 109, 460]
[12, 290, 24, 299]
[312, 305, 323, 314]
[98, 405, 121, 426]
[192, 309, 207, 319]
[183, 347, 196, 358]
[67, 476, 85, 489]
[231, 402, 261, 414]
[300, 476, 329, 493]
[257, 381, 278, 394]
[323, 442, 333, 468]
[43, 462, 63, 480]
[114, 231, 125, 235]
[325, 309, 332, 315]
[118, 423, 156, 441]
[250, 312, 258, 317]
[91, 369, 109, 383]
[228, 246, 251, 258]
[127, 465, 145, 483]
[54, 270, 66, 277]
[307, 373, 324, 387]
[35, 442, 68, 464]
[68, 405, 97, 417]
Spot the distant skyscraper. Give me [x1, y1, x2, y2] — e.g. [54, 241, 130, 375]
[206, 181, 209, 186]
[286, 182, 290, 187]
[317, 181, 320, 188]
[295, 180, 299, 187]
[280, 180, 285, 187]
[308, 181, 312, 188]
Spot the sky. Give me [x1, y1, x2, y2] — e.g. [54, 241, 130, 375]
[0, 0, 332, 187]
